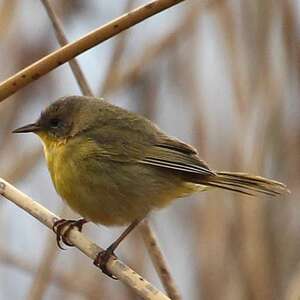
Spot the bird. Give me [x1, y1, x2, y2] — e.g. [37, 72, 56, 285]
[13, 95, 288, 278]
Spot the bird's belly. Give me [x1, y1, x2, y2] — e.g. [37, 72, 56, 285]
[57, 182, 137, 226]
[52, 162, 143, 226]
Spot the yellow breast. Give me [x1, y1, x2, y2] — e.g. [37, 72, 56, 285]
[36, 133, 126, 225]
[37, 132, 68, 185]
[37, 132, 82, 211]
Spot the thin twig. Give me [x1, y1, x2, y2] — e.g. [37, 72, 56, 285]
[0, 177, 170, 300]
[0, 0, 185, 102]
[139, 220, 181, 300]
[41, 0, 93, 96]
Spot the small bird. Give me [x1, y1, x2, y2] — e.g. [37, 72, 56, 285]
[13, 95, 288, 277]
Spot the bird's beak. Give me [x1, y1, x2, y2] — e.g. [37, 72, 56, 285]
[12, 122, 41, 133]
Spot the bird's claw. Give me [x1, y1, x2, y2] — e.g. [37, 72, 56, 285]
[93, 247, 118, 280]
[52, 218, 86, 250]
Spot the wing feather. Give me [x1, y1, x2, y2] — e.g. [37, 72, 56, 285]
[139, 137, 215, 176]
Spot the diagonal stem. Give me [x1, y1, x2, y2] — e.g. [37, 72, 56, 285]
[0, 0, 185, 102]
[140, 219, 182, 300]
[41, 0, 93, 96]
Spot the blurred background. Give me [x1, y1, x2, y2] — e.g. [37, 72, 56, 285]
[0, 0, 299, 299]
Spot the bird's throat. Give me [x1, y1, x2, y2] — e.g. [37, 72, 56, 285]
[37, 132, 68, 164]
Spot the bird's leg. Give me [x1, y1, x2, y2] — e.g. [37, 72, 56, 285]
[94, 219, 141, 279]
[53, 218, 88, 249]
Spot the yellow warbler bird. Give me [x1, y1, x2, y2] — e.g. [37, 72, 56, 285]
[13, 95, 288, 277]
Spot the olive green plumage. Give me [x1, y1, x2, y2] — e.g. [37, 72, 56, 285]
[13, 96, 288, 226]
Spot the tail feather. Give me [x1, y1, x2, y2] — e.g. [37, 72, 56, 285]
[200, 171, 289, 197]
[202, 181, 254, 196]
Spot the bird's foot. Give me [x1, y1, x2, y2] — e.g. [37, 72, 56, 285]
[52, 218, 87, 250]
[93, 245, 118, 280]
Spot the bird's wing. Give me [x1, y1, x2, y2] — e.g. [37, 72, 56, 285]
[85, 112, 214, 176]
[84, 118, 156, 162]
[139, 136, 215, 176]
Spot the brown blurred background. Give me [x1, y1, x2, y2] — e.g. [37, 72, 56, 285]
[0, 0, 299, 299]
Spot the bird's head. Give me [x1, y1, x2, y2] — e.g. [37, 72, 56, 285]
[13, 97, 76, 142]
[13, 96, 102, 146]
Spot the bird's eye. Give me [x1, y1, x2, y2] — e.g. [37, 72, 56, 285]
[49, 118, 61, 128]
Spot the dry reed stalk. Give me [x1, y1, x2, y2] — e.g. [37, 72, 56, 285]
[0, 0, 17, 38]
[0, 0, 185, 102]
[0, 177, 171, 300]
[281, 0, 299, 71]
[140, 220, 181, 300]
[41, 0, 93, 96]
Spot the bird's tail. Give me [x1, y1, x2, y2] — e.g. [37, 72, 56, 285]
[199, 171, 289, 196]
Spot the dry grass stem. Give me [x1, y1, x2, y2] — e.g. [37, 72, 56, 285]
[0, 0, 185, 102]
[140, 220, 181, 300]
[40, 0, 93, 96]
[0, 177, 171, 300]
